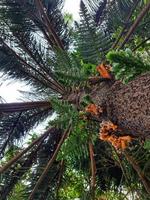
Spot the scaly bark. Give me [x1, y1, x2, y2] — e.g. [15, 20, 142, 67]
[90, 73, 150, 138]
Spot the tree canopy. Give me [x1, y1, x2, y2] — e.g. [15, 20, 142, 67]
[0, 0, 150, 199]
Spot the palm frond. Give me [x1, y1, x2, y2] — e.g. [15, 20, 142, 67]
[1, 127, 62, 200]
[0, 139, 43, 200]
[111, 0, 140, 49]
[23, 128, 62, 200]
[0, 0, 70, 49]
[51, 49, 89, 87]
[0, 127, 51, 174]
[82, 0, 107, 26]
[0, 101, 52, 157]
[119, 1, 150, 49]
[75, 0, 112, 65]
[0, 37, 65, 94]
[103, 0, 150, 49]
[0, 0, 70, 95]
[105, 0, 138, 34]
[28, 123, 71, 199]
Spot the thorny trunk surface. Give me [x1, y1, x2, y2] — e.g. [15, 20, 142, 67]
[90, 73, 150, 138]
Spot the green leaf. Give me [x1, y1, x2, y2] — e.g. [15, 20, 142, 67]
[144, 140, 150, 150]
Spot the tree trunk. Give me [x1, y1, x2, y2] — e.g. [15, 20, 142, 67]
[91, 73, 150, 138]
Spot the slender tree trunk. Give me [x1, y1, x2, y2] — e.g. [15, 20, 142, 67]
[56, 160, 65, 197]
[89, 140, 96, 200]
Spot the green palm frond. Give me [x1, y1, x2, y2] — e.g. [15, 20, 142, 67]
[107, 49, 150, 83]
[0, 36, 65, 94]
[0, 0, 35, 33]
[0, 0, 70, 95]
[107, 0, 150, 49]
[57, 120, 90, 168]
[0, 0, 70, 49]
[82, 0, 107, 26]
[75, 0, 112, 65]
[49, 98, 79, 129]
[105, 0, 139, 34]
[51, 49, 89, 87]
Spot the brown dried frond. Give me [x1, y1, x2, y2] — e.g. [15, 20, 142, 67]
[96, 63, 112, 79]
[85, 104, 103, 116]
[99, 121, 133, 150]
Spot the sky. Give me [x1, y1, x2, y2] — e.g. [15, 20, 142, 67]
[63, 0, 80, 21]
[0, 0, 80, 103]
[0, 76, 29, 102]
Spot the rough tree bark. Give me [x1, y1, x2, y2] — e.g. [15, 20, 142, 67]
[90, 73, 150, 138]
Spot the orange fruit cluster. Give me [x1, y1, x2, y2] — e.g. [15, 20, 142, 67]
[96, 63, 112, 79]
[99, 121, 132, 150]
[85, 104, 103, 116]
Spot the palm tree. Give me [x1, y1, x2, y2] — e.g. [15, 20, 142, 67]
[0, 0, 150, 199]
